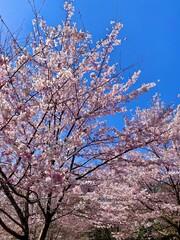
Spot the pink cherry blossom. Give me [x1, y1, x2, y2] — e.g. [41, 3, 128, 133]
[0, 1, 175, 240]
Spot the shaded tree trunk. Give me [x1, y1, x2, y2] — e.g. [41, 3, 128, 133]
[38, 217, 52, 240]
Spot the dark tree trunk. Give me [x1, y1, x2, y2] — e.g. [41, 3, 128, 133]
[38, 218, 51, 240]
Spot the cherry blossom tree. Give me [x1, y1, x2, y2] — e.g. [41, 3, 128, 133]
[125, 102, 180, 239]
[0, 1, 164, 239]
[86, 97, 179, 239]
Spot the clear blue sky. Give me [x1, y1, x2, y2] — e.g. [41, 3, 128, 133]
[0, 0, 179, 108]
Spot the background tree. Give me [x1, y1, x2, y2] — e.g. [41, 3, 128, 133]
[86, 97, 179, 239]
[126, 103, 180, 239]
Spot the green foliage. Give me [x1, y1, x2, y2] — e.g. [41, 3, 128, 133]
[88, 228, 116, 240]
[128, 225, 177, 240]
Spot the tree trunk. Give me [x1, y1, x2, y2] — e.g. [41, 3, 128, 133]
[38, 218, 51, 240]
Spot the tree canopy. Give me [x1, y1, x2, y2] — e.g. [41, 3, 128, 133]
[0, 1, 179, 240]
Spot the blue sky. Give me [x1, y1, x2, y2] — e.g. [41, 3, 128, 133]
[0, 0, 179, 109]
